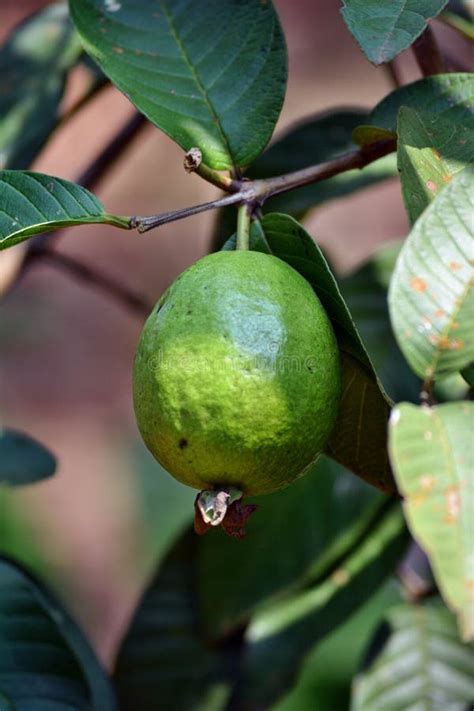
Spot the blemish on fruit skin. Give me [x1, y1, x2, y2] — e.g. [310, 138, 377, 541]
[179, 438, 188, 450]
[431, 148, 441, 161]
[434, 309, 445, 318]
[449, 261, 462, 271]
[442, 174, 452, 184]
[426, 180, 437, 192]
[410, 276, 427, 292]
[424, 430, 432, 441]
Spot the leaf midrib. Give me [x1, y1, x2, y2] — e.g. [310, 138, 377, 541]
[159, 0, 235, 169]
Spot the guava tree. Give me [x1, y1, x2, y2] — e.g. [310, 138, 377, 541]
[0, 1, 473, 709]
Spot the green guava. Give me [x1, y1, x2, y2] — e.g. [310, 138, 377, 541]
[133, 250, 341, 498]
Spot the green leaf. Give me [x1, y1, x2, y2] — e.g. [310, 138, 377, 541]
[0, 3, 82, 170]
[352, 602, 474, 710]
[461, 362, 474, 387]
[0, 490, 47, 575]
[370, 73, 474, 131]
[389, 402, 474, 640]
[198, 456, 383, 639]
[340, 240, 421, 404]
[0, 556, 117, 709]
[0, 428, 56, 486]
[113, 532, 232, 711]
[274, 581, 402, 711]
[0, 171, 130, 250]
[213, 110, 397, 243]
[69, 0, 287, 171]
[389, 168, 474, 380]
[243, 213, 395, 493]
[341, 0, 448, 64]
[397, 106, 474, 223]
[234, 504, 408, 709]
[250, 110, 397, 216]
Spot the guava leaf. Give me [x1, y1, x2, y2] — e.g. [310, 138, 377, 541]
[369, 73, 474, 131]
[0, 3, 82, 171]
[0, 556, 117, 709]
[213, 110, 397, 245]
[241, 213, 396, 493]
[389, 168, 474, 381]
[340, 240, 421, 404]
[0, 171, 130, 250]
[233, 504, 408, 709]
[249, 110, 397, 216]
[397, 106, 474, 223]
[352, 602, 474, 710]
[0, 428, 56, 486]
[341, 0, 448, 65]
[274, 581, 402, 711]
[389, 401, 474, 641]
[69, 0, 287, 171]
[198, 457, 383, 639]
[0, 489, 46, 575]
[113, 532, 232, 711]
[461, 362, 474, 387]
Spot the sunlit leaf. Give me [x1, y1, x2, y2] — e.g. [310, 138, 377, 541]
[397, 106, 474, 223]
[389, 168, 474, 380]
[389, 401, 474, 640]
[352, 602, 474, 710]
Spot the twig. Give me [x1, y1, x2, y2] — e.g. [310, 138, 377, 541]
[384, 60, 403, 88]
[412, 25, 446, 76]
[236, 204, 251, 251]
[247, 138, 397, 203]
[26, 246, 152, 316]
[131, 192, 244, 233]
[183, 147, 237, 192]
[132, 138, 397, 234]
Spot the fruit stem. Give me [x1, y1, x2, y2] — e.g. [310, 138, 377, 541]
[236, 204, 252, 251]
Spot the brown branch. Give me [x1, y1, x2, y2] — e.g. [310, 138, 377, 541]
[132, 137, 397, 233]
[25, 246, 152, 317]
[412, 25, 446, 76]
[384, 60, 403, 89]
[247, 137, 397, 203]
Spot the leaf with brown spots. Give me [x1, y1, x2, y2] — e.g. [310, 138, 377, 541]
[397, 107, 474, 223]
[389, 168, 474, 380]
[389, 401, 474, 640]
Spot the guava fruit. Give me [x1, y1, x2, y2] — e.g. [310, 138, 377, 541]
[133, 250, 341, 533]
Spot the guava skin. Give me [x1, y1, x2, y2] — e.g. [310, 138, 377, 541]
[133, 251, 341, 496]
